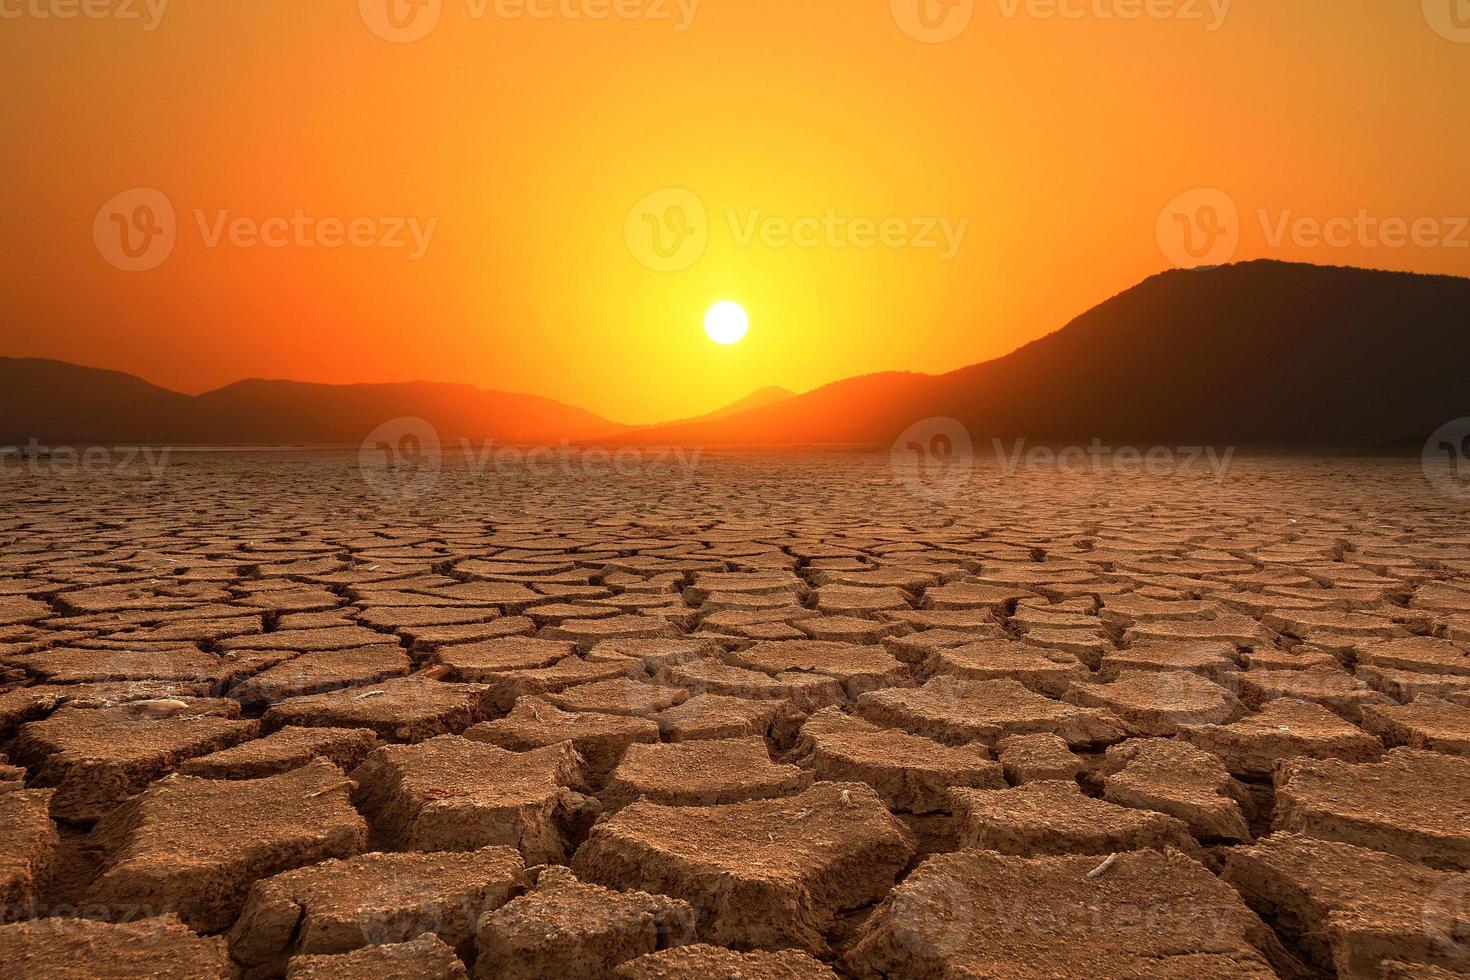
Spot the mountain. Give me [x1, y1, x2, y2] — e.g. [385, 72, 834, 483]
[0, 358, 203, 446]
[191, 379, 626, 445]
[6, 261, 1467, 450]
[0, 359, 626, 446]
[610, 261, 1470, 449]
[665, 386, 798, 426]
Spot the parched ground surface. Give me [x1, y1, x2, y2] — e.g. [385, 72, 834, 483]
[1, 450, 1469, 978]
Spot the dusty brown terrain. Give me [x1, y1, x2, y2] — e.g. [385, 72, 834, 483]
[0, 450, 1468, 978]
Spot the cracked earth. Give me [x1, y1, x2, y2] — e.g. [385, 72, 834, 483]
[1, 451, 1469, 978]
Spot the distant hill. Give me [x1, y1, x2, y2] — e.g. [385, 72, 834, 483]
[667, 386, 797, 426]
[6, 261, 1466, 449]
[0, 358, 202, 446]
[609, 261, 1470, 449]
[0, 359, 626, 446]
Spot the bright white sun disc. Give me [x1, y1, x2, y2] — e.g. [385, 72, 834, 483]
[704, 301, 749, 345]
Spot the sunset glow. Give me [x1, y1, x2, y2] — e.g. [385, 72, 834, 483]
[1, 3, 1467, 423]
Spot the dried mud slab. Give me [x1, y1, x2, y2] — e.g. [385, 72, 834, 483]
[1380, 963, 1470, 980]
[1098, 640, 1241, 682]
[656, 660, 845, 713]
[1101, 738, 1253, 841]
[475, 867, 694, 980]
[178, 726, 381, 780]
[1123, 613, 1272, 648]
[793, 720, 1003, 813]
[398, 620, 536, 656]
[0, 755, 24, 789]
[571, 781, 915, 955]
[432, 638, 578, 681]
[231, 646, 412, 704]
[587, 638, 721, 674]
[842, 847, 1287, 979]
[0, 915, 235, 979]
[85, 759, 368, 932]
[950, 780, 1202, 858]
[1098, 595, 1220, 628]
[356, 605, 504, 631]
[228, 846, 527, 975]
[1063, 670, 1244, 735]
[11, 703, 259, 821]
[1178, 697, 1384, 778]
[221, 626, 394, 654]
[883, 629, 993, 665]
[1223, 832, 1470, 978]
[0, 789, 58, 912]
[723, 641, 906, 698]
[1360, 697, 1470, 755]
[351, 736, 587, 862]
[476, 658, 642, 713]
[0, 685, 65, 735]
[996, 733, 1082, 784]
[540, 616, 681, 654]
[857, 677, 1126, 748]
[465, 697, 659, 775]
[650, 693, 796, 743]
[543, 678, 688, 718]
[1275, 748, 1470, 869]
[1237, 666, 1392, 722]
[612, 944, 838, 978]
[1358, 664, 1470, 702]
[263, 677, 494, 743]
[922, 581, 1031, 613]
[602, 736, 810, 809]
[12, 646, 234, 687]
[1357, 636, 1470, 677]
[793, 615, 905, 645]
[927, 639, 1088, 696]
[812, 585, 911, 616]
[286, 934, 468, 980]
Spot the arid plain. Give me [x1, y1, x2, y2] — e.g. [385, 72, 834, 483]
[1, 451, 1468, 978]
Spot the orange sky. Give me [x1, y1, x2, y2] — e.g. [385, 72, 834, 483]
[1, 1, 1467, 424]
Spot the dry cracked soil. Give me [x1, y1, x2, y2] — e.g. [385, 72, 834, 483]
[0, 450, 1468, 978]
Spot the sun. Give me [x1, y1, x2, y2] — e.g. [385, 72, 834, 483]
[704, 301, 749, 345]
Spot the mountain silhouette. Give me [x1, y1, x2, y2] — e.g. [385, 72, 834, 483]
[0, 360, 625, 446]
[665, 386, 798, 426]
[4, 261, 1466, 449]
[610, 261, 1470, 449]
